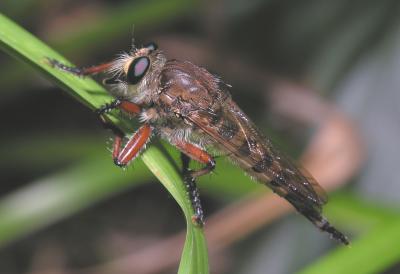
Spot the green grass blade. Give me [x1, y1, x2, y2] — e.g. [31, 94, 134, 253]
[0, 0, 199, 97]
[0, 13, 208, 273]
[298, 219, 400, 274]
[324, 192, 399, 232]
[299, 193, 400, 274]
[0, 14, 111, 110]
[0, 134, 105, 167]
[142, 147, 209, 274]
[0, 154, 151, 247]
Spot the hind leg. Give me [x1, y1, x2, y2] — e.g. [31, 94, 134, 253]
[176, 142, 215, 226]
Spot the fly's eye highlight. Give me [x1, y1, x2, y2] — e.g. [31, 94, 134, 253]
[144, 42, 158, 52]
[126, 56, 150, 85]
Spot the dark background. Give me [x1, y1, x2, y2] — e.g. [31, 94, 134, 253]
[1, 0, 400, 273]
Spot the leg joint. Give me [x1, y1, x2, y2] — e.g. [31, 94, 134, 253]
[208, 158, 216, 170]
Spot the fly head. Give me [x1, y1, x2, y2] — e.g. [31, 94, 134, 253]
[105, 42, 166, 104]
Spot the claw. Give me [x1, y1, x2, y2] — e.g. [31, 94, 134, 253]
[191, 214, 205, 227]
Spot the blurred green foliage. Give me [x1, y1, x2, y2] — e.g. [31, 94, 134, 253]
[1, 1, 400, 273]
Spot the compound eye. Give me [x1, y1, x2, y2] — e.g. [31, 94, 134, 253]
[126, 56, 150, 85]
[144, 42, 158, 52]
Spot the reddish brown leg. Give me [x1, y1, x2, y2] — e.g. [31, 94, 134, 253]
[119, 101, 142, 114]
[176, 142, 216, 178]
[114, 124, 152, 167]
[47, 58, 113, 76]
[175, 141, 216, 227]
[96, 99, 141, 117]
[112, 135, 123, 161]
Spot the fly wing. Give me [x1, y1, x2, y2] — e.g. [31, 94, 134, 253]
[185, 101, 327, 212]
[185, 103, 349, 243]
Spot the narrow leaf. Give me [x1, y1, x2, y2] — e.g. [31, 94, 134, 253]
[0, 13, 208, 273]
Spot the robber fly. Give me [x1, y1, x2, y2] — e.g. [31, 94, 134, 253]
[48, 42, 349, 245]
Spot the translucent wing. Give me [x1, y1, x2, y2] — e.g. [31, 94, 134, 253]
[186, 101, 327, 211]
